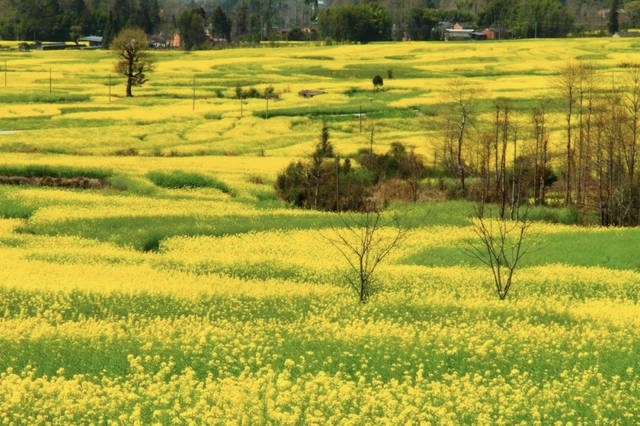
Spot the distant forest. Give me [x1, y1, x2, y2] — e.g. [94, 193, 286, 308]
[0, 0, 637, 47]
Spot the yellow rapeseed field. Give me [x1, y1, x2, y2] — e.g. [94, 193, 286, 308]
[0, 39, 639, 423]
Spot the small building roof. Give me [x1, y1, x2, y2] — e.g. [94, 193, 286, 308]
[78, 36, 103, 43]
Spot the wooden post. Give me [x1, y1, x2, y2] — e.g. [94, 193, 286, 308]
[192, 76, 196, 111]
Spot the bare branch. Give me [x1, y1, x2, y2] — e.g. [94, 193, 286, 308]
[464, 206, 532, 300]
[320, 210, 405, 302]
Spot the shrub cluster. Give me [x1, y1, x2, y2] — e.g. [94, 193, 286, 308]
[235, 85, 279, 100]
[275, 124, 425, 211]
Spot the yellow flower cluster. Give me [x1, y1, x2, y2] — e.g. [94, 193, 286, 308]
[2, 37, 636, 161]
[1, 37, 640, 422]
[1, 209, 640, 422]
[0, 357, 637, 424]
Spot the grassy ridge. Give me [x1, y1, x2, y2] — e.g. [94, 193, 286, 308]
[405, 228, 640, 271]
[0, 164, 111, 179]
[146, 169, 234, 194]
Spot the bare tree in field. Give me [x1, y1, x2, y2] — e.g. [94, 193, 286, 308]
[323, 208, 406, 303]
[624, 65, 640, 187]
[443, 79, 477, 197]
[594, 88, 620, 225]
[554, 61, 578, 205]
[575, 62, 596, 207]
[475, 131, 494, 216]
[465, 207, 532, 300]
[406, 148, 422, 202]
[494, 97, 513, 218]
[595, 74, 636, 225]
[531, 100, 550, 206]
[112, 27, 154, 97]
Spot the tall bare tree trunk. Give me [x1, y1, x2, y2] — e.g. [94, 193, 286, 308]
[626, 66, 640, 187]
[555, 61, 579, 206]
[445, 79, 476, 197]
[575, 62, 595, 208]
[495, 98, 511, 218]
[532, 104, 549, 205]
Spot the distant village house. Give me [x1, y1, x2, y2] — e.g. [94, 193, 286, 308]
[443, 23, 495, 41]
[77, 35, 103, 48]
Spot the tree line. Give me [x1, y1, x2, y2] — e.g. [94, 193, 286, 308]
[273, 62, 640, 228]
[436, 62, 640, 226]
[0, 0, 634, 47]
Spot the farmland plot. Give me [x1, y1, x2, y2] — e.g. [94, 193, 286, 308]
[0, 38, 639, 423]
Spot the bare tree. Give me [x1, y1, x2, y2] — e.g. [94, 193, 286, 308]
[264, 85, 275, 119]
[531, 101, 550, 206]
[595, 78, 632, 225]
[112, 27, 154, 97]
[575, 62, 596, 207]
[467, 127, 494, 215]
[554, 60, 580, 205]
[494, 97, 512, 218]
[443, 78, 477, 197]
[406, 147, 422, 202]
[624, 64, 640, 186]
[323, 208, 406, 303]
[465, 207, 532, 300]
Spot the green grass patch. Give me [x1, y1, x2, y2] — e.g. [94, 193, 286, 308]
[15, 211, 374, 251]
[294, 63, 428, 80]
[58, 106, 127, 114]
[258, 104, 417, 121]
[203, 112, 222, 120]
[0, 164, 111, 180]
[146, 170, 234, 194]
[391, 200, 476, 227]
[0, 93, 91, 103]
[403, 225, 640, 272]
[17, 200, 478, 251]
[291, 55, 335, 61]
[523, 205, 581, 224]
[108, 175, 157, 195]
[160, 259, 329, 284]
[536, 229, 640, 270]
[0, 190, 36, 218]
[0, 117, 116, 132]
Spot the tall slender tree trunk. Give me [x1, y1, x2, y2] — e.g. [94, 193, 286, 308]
[565, 94, 573, 205]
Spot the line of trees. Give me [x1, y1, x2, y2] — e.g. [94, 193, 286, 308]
[438, 62, 640, 226]
[557, 61, 640, 226]
[0, 0, 161, 45]
[0, 0, 631, 46]
[476, 0, 574, 38]
[317, 3, 392, 43]
[272, 60, 640, 227]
